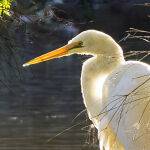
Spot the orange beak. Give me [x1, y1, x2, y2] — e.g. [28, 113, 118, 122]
[23, 41, 82, 67]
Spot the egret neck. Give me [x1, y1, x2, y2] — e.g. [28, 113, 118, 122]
[81, 54, 125, 128]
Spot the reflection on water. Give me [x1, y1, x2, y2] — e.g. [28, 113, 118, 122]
[0, 53, 99, 150]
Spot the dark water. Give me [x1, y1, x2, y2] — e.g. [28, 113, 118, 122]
[0, 54, 99, 150]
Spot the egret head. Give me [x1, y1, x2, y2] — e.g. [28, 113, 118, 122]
[23, 30, 123, 67]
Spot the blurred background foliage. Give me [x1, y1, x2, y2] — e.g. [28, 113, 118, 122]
[0, 0, 149, 150]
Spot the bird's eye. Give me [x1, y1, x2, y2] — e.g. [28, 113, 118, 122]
[69, 41, 84, 50]
[79, 41, 83, 45]
[77, 41, 84, 48]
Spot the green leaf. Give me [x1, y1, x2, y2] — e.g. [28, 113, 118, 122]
[0, 0, 14, 16]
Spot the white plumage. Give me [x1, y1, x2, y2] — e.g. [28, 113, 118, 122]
[23, 30, 150, 150]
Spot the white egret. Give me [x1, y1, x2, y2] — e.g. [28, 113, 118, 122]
[23, 30, 150, 150]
